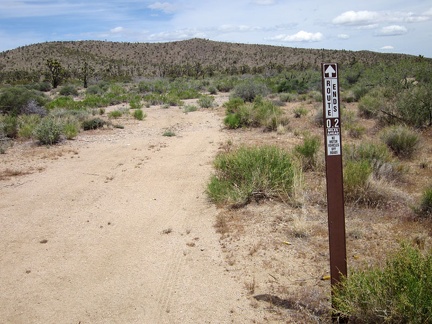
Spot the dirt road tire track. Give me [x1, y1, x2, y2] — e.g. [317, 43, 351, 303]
[0, 107, 257, 323]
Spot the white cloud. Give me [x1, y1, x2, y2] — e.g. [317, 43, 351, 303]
[148, 2, 177, 14]
[332, 11, 379, 26]
[337, 34, 349, 39]
[110, 27, 125, 33]
[333, 9, 431, 27]
[381, 45, 394, 50]
[252, 0, 276, 5]
[377, 25, 407, 36]
[218, 24, 262, 32]
[148, 29, 206, 41]
[269, 31, 323, 42]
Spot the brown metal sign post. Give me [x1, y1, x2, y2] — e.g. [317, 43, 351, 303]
[321, 63, 347, 289]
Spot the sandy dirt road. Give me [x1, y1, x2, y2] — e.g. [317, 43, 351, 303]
[0, 106, 260, 323]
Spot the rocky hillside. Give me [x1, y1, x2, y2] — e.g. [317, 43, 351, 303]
[0, 38, 421, 82]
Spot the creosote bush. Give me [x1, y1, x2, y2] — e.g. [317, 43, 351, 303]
[415, 185, 432, 218]
[198, 94, 215, 108]
[231, 80, 269, 102]
[207, 145, 298, 207]
[333, 243, 432, 323]
[223, 97, 286, 131]
[82, 117, 106, 130]
[380, 125, 420, 159]
[34, 117, 62, 145]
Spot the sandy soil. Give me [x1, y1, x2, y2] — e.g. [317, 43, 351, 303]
[2, 98, 431, 323]
[0, 103, 270, 323]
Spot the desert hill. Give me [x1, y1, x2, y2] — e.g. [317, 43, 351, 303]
[0, 38, 420, 82]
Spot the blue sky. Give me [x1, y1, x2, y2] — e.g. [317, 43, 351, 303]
[1, 1, 431, 57]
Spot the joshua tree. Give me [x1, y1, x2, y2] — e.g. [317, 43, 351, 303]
[81, 61, 94, 88]
[46, 58, 64, 88]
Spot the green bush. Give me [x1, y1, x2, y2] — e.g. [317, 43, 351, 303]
[381, 125, 420, 159]
[232, 80, 269, 102]
[207, 146, 297, 206]
[416, 186, 432, 218]
[223, 97, 244, 114]
[393, 85, 432, 127]
[108, 110, 123, 119]
[17, 114, 41, 139]
[0, 115, 18, 138]
[224, 98, 285, 131]
[224, 114, 242, 129]
[358, 92, 382, 119]
[198, 95, 215, 108]
[333, 243, 432, 323]
[295, 135, 320, 171]
[0, 86, 48, 116]
[344, 142, 399, 180]
[343, 160, 372, 203]
[129, 96, 143, 109]
[132, 109, 145, 121]
[59, 85, 78, 96]
[293, 106, 308, 118]
[62, 121, 80, 139]
[82, 117, 106, 130]
[45, 96, 77, 110]
[34, 117, 62, 145]
[183, 105, 197, 113]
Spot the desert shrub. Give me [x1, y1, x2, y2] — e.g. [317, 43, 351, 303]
[333, 243, 432, 323]
[37, 82, 52, 92]
[0, 86, 48, 116]
[224, 98, 285, 130]
[343, 160, 372, 203]
[162, 130, 176, 137]
[207, 145, 297, 206]
[279, 92, 297, 103]
[86, 85, 103, 95]
[415, 185, 432, 218]
[343, 142, 400, 181]
[183, 105, 197, 113]
[17, 114, 41, 139]
[82, 117, 106, 130]
[45, 96, 77, 110]
[62, 121, 80, 139]
[129, 96, 143, 109]
[59, 85, 78, 96]
[34, 117, 62, 145]
[358, 92, 383, 119]
[21, 99, 47, 117]
[392, 85, 432, 127]
[132, 109, 145, 121]
[295, 135, 320, 171]
[293, 106, 308, 118]
[198, 95, 215, 108]
[232, 80, 269, 102]
[223, 113, 241, 129]
[380, 125, 420, 159]
[108, 110, 123, 119]
[0, 135, 11, 154]
[215, 77, 237, 92]
[314, 108, 324, 127]
[223, 97, 244, 114]
[0, 115, 18, 138]
[81, 94, 110, 108]
[208, 86, 217, 95]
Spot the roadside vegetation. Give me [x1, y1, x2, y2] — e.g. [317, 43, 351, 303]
[1, 43, 432, 322]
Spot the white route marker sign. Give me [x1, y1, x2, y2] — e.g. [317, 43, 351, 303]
[323, 63, 341, 156]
